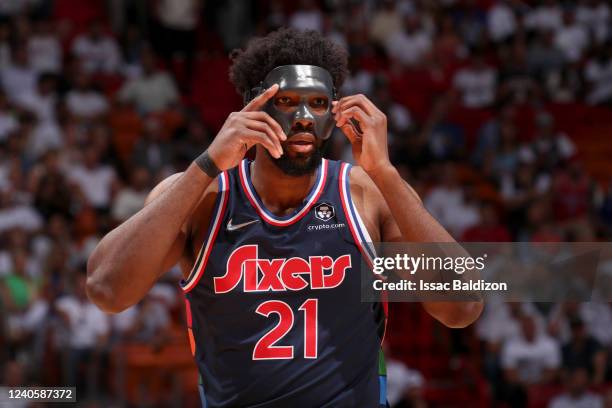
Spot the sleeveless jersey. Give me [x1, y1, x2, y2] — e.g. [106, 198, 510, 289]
[180, 158, 387, 407]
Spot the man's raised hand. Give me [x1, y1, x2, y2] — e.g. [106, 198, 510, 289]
[206, 84, 286, 171]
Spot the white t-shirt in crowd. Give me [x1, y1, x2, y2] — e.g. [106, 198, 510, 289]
[525, 5, 563, 33]
[15, 91, 56, 123]
[576, 3, 610, 43]
[119, 71, 179, 114]
[55, 296, 110, 349]
[424, 186, 480, 237]
[157, 0, 199, 30]
[71, 34, 121, 74]
[555, 24, 589, 63]
[66, 164, 116, 208]
[1, 63, 37, 102]
[27, 122, 63, 160]
[501, 333, 561, 383]
[0, 205, 43, 233]
[66, 90, 109, 119]
[289, 9, 324, 32]
[549, 392, 603, 408]
[488, 3, 516, 41]
[111, 188, 147, 221]
[28, 34, 62, 73]
[453, 67, 497, 108]
[384, 30, 432, 66]
[584, 58, 612, 105]
[0, 111, 18, 141]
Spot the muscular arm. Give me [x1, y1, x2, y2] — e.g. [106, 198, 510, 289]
[368, 167, 483, 328]
[335, 93, 483, 329]
[86, 163, 214, 313]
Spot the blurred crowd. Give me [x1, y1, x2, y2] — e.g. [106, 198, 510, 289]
[0, 0, 611, 406]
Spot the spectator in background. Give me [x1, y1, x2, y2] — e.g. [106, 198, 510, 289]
[131, 116, 174, 176]
[584, 42, 612, 106]
[462, 201, 511, 242]
[15, 72, 57, 124]
[487, 0, 517, 43]
[561, 317, 607, 385]
[153, 0, 200, 86]
[549, 367, 603, 408]
[65, 70, 109, 122]
[1, 46, 37, 103]
[55, 272, 109, 401]
[71, 19, 121, 74]
[118, 47, 179, 114]
[453, 49, 497, 109]
[456, 0, 488, 49]
[500, 314, 561, 406]
[424, 162, 480, 238]
[527, 31, 566, 84]
[555, 10, 589, 64]
[0, 91, 19, 142]
[66, 145, 118, 213]
[502, 314, 561, 384]
[289, 0, 323, 33]
[551, 160, 594, 240]
[384, 13, 432, 68]
[27, 19, 61, 74]
[575, 0, 610, 45]
[369, 0, 403, 46]
[525, 0, 563, 34]
[111, 166, 150, 222]
[0, 189, 43, 234]
[530, 113, 576, 172]
[0, 22, 11, 69]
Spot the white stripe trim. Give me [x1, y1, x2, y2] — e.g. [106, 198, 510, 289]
[340, 164, 376, 265]
[240, 159, 327, 226]
[182, 172, 229, 292]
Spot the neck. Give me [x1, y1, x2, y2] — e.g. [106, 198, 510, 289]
[250, 150, 319, 216]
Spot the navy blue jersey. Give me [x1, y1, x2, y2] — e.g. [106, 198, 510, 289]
[180, 159, 387, 407]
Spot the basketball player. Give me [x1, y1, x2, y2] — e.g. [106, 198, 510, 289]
[87, 28, 483, 407]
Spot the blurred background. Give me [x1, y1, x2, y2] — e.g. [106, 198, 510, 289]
[0, 0, 612, 407]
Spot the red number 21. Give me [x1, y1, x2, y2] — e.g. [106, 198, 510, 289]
[253, 298, 318, 360]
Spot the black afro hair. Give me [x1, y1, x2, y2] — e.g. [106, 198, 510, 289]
[229, 28, 349, 99]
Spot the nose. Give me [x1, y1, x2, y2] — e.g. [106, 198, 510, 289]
[292, 103, 314, 129]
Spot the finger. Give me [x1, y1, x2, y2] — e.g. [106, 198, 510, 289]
[243, 131, 282, 158]
[245, 111, 286, 141]
[245, 120, 283, 155]
[340, 122, 360, 144]
[336, 106, 369, 128]
[334, 95, 376, 116]
[242, 84, 279, 112]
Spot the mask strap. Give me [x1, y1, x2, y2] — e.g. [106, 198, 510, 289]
[243, 82, 338, 105]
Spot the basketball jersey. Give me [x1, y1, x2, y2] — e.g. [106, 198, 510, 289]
[180, 158, 387, 407]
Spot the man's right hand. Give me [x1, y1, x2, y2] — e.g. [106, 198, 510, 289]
[207, 84, 286, 171]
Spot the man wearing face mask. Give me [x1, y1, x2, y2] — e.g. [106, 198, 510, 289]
[86, 28, 483, 407]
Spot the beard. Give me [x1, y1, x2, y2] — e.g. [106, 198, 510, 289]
[267, 143, 323, 176]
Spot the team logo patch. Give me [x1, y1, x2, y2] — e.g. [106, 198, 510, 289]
[314, 203, 335, 222]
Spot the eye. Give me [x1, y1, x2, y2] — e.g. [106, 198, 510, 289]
[312, 98, 327, 107]
[277, 96, 291, 104]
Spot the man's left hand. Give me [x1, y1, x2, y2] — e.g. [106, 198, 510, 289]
[332, 94, 391, 175]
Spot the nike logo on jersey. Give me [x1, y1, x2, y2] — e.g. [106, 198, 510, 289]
[227, 218, 260, 231]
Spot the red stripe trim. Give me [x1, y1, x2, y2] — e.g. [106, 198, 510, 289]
[184, 298, 193, 327]
[183, 172, 230, 293]
[239, 160, 328, 227]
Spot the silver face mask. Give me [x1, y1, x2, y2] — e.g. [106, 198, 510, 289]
[245, 65, 337, 140]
